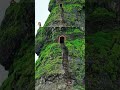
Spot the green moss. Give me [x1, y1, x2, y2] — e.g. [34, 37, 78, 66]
[35, 37, 85, 90]
[87, 7, 116, 21]
[66, 39, 85, 59]
[35, 43, 62, 79]
[0, 1, 35, 89]
[0, 38, 35, 89]
[44, 6, 59, 27]
[86, 30, 120, 88]
[45, 3, 85, 27]
[35, 27, 46, 44]
[48, 0, 85, 11]
[66, 39, 85, 90]
[0, 75, 14, 90]
[35, 0, 85, 89]
[65, 28, 84, 34]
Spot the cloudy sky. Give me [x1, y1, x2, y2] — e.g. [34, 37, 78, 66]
[35, 0, 50, 35]
[35, 0, 50, 61]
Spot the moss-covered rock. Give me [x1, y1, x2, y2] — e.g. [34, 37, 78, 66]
[35, 27, 85, 90]
[35, 0, 85, 90]
[45, 0, 85, 29]
[86, 1, 120, 89]
[86, 30, 120, 90]
[0, 0, 35, 89]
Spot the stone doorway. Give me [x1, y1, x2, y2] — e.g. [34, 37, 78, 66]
[59, 35, 66, 44]
[60, 4, 62, 8]
[60, 36, 64, 43]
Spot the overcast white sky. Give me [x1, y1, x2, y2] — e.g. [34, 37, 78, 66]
[35, 0, 50, 35]
[35, 0, 50, 61]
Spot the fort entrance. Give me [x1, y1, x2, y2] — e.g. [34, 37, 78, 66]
[58, 35, 66, 44]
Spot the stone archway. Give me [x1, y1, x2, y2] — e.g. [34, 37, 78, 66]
[58, 35, 66, 44]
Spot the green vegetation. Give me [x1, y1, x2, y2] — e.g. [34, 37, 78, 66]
[86, 0, 120, 89]
[86, 30, 120, 77]
[0, 40, 35, 90]
[87, 7, 116, 22]
[35, 38, 85, 79]
[0, 0, 35, 89]
[67, 39, 85, 89]
[85, 30, 120, 89]
[36, 0, 85, 89]
[35, 27, 85, 89]
[45, 1, 85, 27]
[35, 43, 62, 79]
[48, 0, 85, 12]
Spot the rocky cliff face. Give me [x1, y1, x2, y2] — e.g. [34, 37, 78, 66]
[45, 0, 85, 30]
[35, 0, 85, 90]
[86, 0, 120, 34]
[86, 0, 120, 90]
[35, 27, 85, 90]
[0, 0, 35, 89]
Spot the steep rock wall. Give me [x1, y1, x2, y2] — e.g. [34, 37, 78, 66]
[44, 0, 85, 29]
[0, 0, 35, 89]
[35, 0, 85, 89]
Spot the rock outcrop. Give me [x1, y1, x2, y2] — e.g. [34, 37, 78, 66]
[35, 0, 85, 90]
[46, 0, 85, 30]
[0, 0, 35, 89]
[86, 0, 120, 90]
